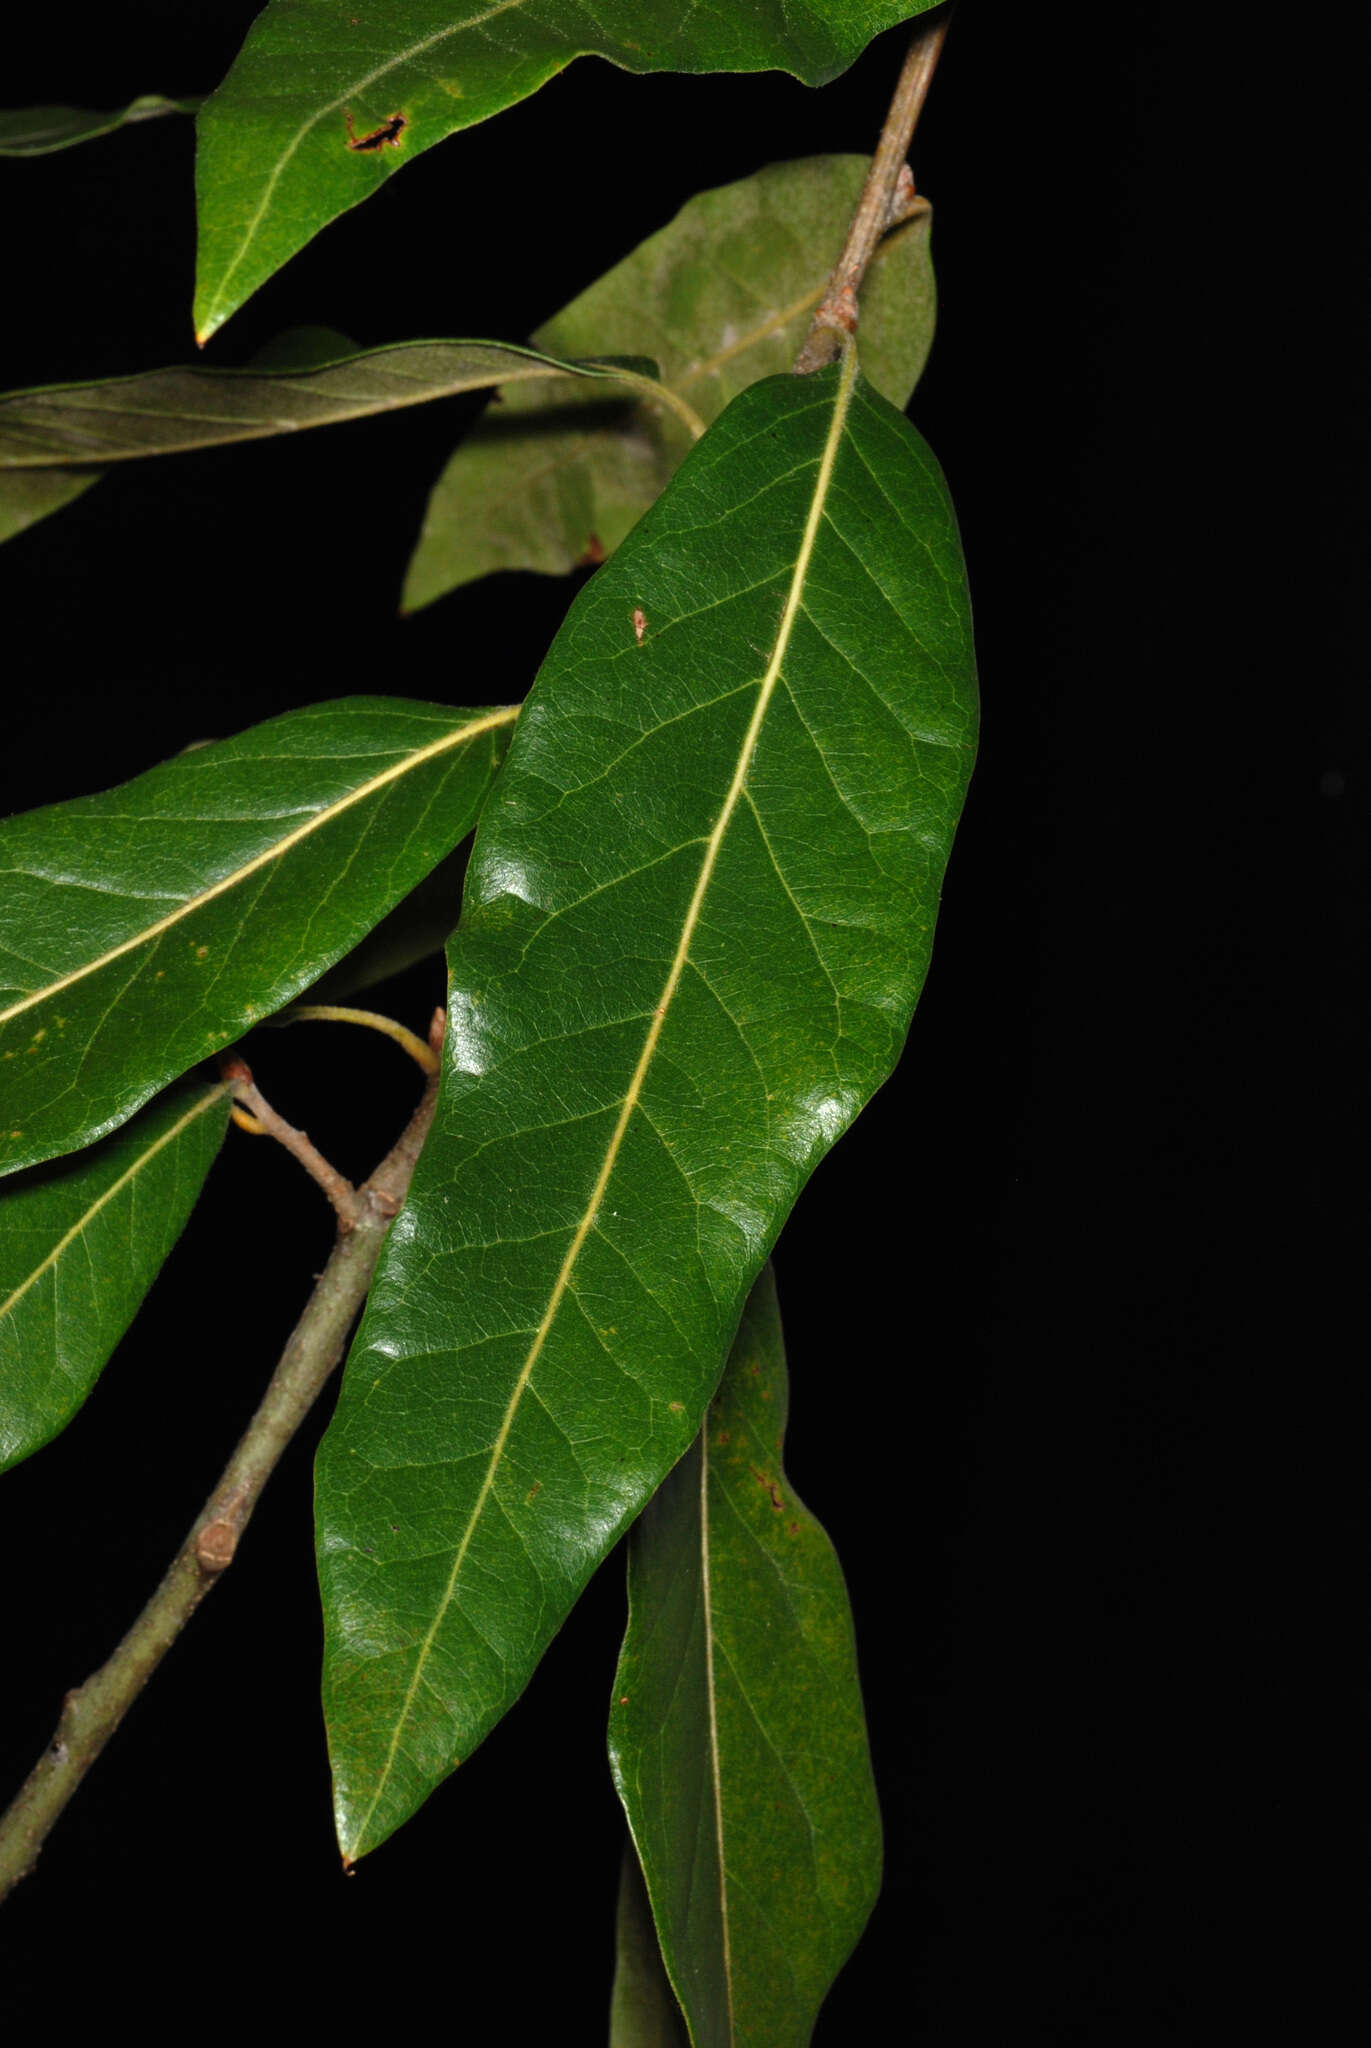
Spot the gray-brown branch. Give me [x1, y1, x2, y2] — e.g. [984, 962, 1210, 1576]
[0, 1013, 445, 1900]
[794, 8, 949, 375]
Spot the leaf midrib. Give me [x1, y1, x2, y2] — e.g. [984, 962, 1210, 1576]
[0, 707, 517, 1029]
[347, 348, 861, 1857]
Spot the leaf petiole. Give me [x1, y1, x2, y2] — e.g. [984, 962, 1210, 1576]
[273, 1004, 441, 1076]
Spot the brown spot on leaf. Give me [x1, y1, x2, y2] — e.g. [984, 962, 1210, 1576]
[632, 607, 647, 643]
[526, 1480, 542, 1502]
[750, 1467, 783, 1510]
[345, 109, 408, 151]
[578, 532, 606, 567]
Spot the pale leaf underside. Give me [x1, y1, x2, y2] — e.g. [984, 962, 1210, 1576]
[0, 95, 198, 157]
[0, 341, 654, 547]
[402, 153, 936, 612]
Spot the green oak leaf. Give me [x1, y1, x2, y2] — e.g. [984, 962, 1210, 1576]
[0, 1080, 230, 1474]
[610, 1841, 690, 2048]
[193, 1, 942, 340]
[0, 333, 649, 549]
[403, 155, 934, 613]
[0, 342, 659, 544]
[303, 844, 469, 1003]
[610, 1267, 880, 2047]
[0, 697, 515, 1178]
[316, 352, 977, 1861]
[0, 95, 199, 157]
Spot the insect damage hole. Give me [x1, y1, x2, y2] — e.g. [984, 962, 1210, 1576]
[345, 109, 408, 152]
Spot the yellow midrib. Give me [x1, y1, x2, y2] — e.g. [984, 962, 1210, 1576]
[348, 348, 860, 1856]
[0, 707, 517, 1031]
[0, 1082, 229, 1324]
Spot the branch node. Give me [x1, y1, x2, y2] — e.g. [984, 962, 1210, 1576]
[795, 9, 949, 376]
[195, 1521, 239, 1574]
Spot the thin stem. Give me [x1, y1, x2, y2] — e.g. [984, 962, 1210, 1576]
[0, 1010, 446, 1901]
[221, 1055, 359, 1224]
[794, 7, 950, 376]
[275, 1004, 440, 1077]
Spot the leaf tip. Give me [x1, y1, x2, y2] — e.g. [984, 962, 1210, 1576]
[192, 294, 225, 350]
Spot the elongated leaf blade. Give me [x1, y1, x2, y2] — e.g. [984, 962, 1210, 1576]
[193, 1, 942, 340]
[0, 340, 653, 471]
[0, 1080, 229, 1473]
[610, 1269, 880, 2047]
[403, 156, 934, 612]
[0, 95, 198, 157]
[611, 1842, 691, 2048]
[317, 354, 977, 1861]
[0, 697, 515, 1177]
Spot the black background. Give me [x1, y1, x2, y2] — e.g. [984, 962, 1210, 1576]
[0, 3, 1359, 2037]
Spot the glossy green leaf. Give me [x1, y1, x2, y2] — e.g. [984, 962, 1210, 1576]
[610, 1268, 880, 2046]
[0, 339, 656, 474]
[316, 352, 977, 1861]
[0, 1081, 230, 1474]
[193, 1, 942, 340]
[403, 155, 934, 613]
[304, 844, 468, 1003]
[0, 697, 516, 1178]
[610, 1842, 690, 2048]
[0, 95, 198, 157]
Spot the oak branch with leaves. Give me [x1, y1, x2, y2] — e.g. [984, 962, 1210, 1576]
[0, 7, 974, 2041]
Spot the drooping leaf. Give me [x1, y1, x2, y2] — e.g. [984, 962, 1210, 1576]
[0, 1080, 230, 1474]
[610, 1268, 880, 2047]
[403, 155, 934, 613]
[316, 352, 977, 1861]
[0, 467, 100, 544]
[610, 1841, 690, 2048]
[193, 1, 943, 340]
[0, 94, 198, 157]
[0, 697, 515, 1178]
[0, 339, 657, 473]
